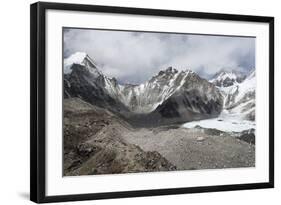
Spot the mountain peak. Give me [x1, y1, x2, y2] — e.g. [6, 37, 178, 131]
[65, 52, 87, 64]
[157, 67, 178, 76]
[210, 69, 247, 87]
[158, 67, 194, 76]
[64, 52, 100, 76]
[165, 66, 178, 73]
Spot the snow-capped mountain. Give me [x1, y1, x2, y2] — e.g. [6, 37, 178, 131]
[64, 52, 101, 76]
[183, 69, 256, 132]
[212, 69, 256, 121]
[210, 69, 247, 87]
[104, 67, 187, 113]
[104, 67, 222, 114]
[64, 52, 224, 126]
[64, 52, 130, 115]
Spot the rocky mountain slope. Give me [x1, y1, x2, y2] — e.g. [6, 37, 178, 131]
[64, 97, 254, 175]
[64, 98, 176, 175]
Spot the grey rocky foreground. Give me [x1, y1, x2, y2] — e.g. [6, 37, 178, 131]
[63, 98, 176, 176]
[122, 126, 255, 170]
[64, 98, 255, 175]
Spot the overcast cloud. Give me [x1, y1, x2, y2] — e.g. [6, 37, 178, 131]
[64, 28, 255, 84]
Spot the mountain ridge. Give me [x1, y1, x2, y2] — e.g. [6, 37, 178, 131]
[209, 69, 249, 87]
[64, 52, 254, 126]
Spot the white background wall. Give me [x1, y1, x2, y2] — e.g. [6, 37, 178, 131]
[0, 0, 279, 204]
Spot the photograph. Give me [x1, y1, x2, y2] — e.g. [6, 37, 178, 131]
[63, 28, 256, 176]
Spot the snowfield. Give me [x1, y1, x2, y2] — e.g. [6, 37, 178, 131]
[182, 110, 255, 132]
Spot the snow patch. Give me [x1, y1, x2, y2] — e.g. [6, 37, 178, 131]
[182, 117, 255, 132]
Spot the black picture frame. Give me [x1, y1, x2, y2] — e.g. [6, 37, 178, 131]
[30, 1, 274, 203]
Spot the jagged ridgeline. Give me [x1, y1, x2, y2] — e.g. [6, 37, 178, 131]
[64, 52, 224, 126]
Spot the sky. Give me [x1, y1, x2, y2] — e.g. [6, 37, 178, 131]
[64, 28, 255, 84]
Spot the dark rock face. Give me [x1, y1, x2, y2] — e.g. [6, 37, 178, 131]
[148, 72, 224, 124]
[148, 90, 222, 125]
[158, 98, 180, 118]
[237, 129, 255, 145]
[64, 64, 130, 115]
[219, 77, 235, 87]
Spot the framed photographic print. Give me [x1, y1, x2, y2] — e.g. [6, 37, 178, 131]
[30, 1, 274, 203]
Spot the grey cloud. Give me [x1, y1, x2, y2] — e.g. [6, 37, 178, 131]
[64, 28, 255, 84]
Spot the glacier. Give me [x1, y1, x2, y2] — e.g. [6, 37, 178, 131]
[182, 110, 255, 132]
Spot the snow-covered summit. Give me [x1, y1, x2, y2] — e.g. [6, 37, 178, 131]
[64, 52, 100, 76]
[210, 69, 247, 87]
[104, 66, 199, 113]
[211, 71, 237, 82]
